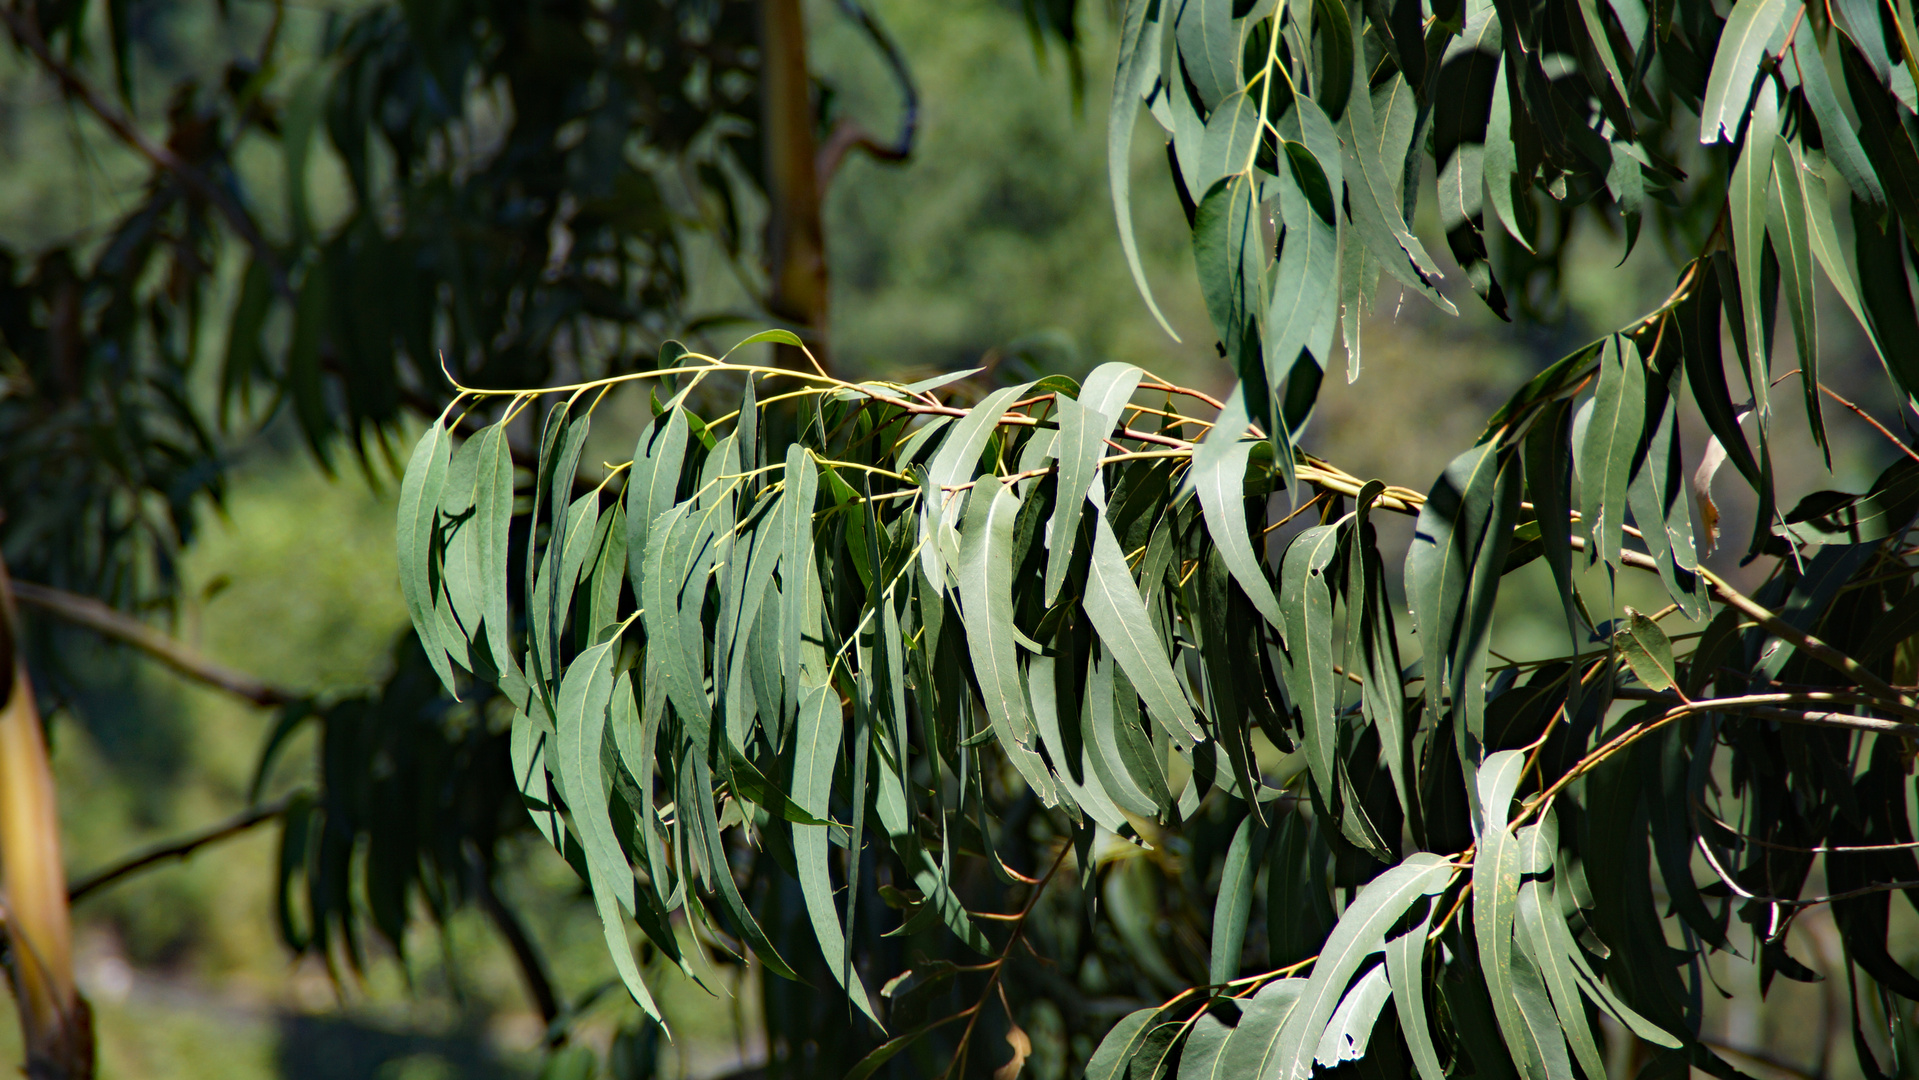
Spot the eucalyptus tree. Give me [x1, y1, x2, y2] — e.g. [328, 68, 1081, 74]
[0, 0, 930, 1074]
[394, 0, 1919, 1077]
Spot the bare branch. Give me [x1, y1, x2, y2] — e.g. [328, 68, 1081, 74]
[11, 582, 297, 708]
[68, 796, 294, 903]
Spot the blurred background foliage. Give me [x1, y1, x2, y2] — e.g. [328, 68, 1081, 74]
[1, 0, 1909, 1076]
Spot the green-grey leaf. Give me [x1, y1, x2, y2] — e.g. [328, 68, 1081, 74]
[1615, 608, 1677, 690]
[1796, 44, 1885, 211]
[1084, 509, 1205, 747]
[1177, 1013, 1233, 1080]
[1047, 396, 1108, 605]
[1578, 336, 1646, 570]
[1110, 0, 1178, 339]
[1386, 897, 1445, 1080]
[1338, 73, 1455, 311]
[1210, 815, 1268, 984]
[1086, 1008, 1162, 1080]
[794, 681, 881, 1024]
[1699, 0, 1790, 144]
[1217, 978, 1309, 1080]
[1176, 0, 1238, 110]
[1314, 962, 1392, 1067]
[626, 405, 690, 592]
[958, 476, 1058, 801]
[398, 420, 455, 693]
[1727, 88, 1780, 413]
[1273, 853, 1454, 1080]
[1193, 434, 1285, 628]
[1515, 871, 1605, 1080]
[475, 421, 518, 679]
[1472, 750, 1539, 1080]
[555, 655, 663, 1021]
[726, 327, 804, 353]
[1280, 525, 1341, 808]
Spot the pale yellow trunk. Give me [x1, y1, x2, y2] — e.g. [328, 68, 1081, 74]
[0, 562, 90, 1080]
[761, 0, 831, 373]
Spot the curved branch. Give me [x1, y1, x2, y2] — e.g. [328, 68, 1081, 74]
[472, 867, 561, 1030]
[68, 796, 294, 903]
[1612, 687, 1919, 737]
[817, 0, 918, 187]
[11, 582, 298, 708]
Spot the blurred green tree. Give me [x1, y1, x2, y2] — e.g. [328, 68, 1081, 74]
[18, 1, 1919, 1080]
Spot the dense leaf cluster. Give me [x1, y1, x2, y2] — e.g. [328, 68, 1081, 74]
[0, 0, 769, 603]
[393, 0, 1919, 1072]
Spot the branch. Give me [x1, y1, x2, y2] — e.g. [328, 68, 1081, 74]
[1612, 687, 1919, 737]
[11, 582, 298, 708]
[1696, 566, 1912, 707]
[473, 862, 562, 1029]
[0, 4, 291, 298]
[68, 795, 294, 903]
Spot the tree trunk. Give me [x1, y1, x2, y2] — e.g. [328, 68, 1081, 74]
[760, 0, 831, 375]
[0, 560, 91, 1080]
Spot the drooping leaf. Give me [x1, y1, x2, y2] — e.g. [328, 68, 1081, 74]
[958, 475, 1059, 802]
[1210, 814, 1269, 985]
[1272, 853, 1455, 1080]
[1217, 979, 1309, 1080]
[1385, 895, 1445, 1080]
[1313, 962, 1393, 1067]
[398, 420, 456, 693]
[1577, 335, 1646, 572]
[1083, 505, 1204, 748]
[1698, 0, 1789, 143]
[474, 420, 519, 681]
[794, 681, 882, 1024]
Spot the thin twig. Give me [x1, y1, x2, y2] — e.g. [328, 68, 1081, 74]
[68, 795, 295, 902]
[1817, 382, 1919, 465]
[13, 581, 298, 708]
[1612, 686, 1919, 735]
[934, 842, 1072, 1080]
